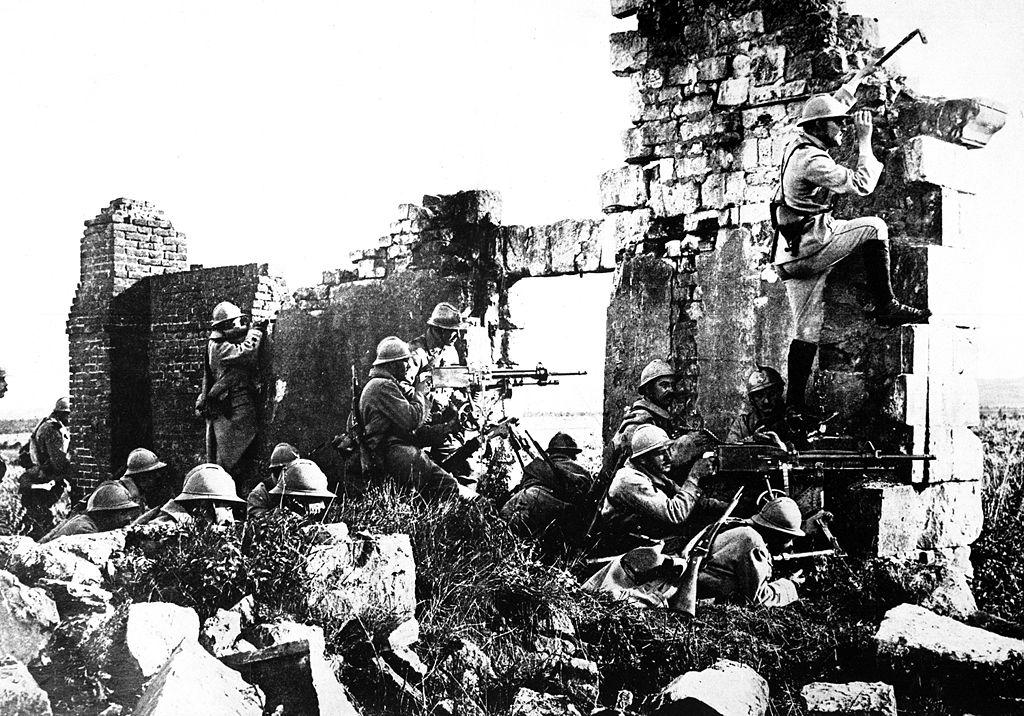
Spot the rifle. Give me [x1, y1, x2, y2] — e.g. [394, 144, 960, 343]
[670, 486, 744, 618]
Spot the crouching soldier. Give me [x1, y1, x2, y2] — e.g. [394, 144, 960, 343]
[360, 336, 469, 500]
[132, 463, 245, 528]
[267, 459, 337, 520]
[118, 448, 176, 514]
[501, 432, 593, 545]
[247, 442, 300, 519]
[40, 481, 140, 543]
[595, 425, 723, 554]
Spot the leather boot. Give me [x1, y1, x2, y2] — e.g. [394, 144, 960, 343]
[862, 239, 931, 326]
[786, 339, 818, 409]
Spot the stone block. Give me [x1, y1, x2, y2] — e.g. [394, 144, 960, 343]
[697, 56, 728, 81]
[0, 570, 60, 664]
[750, 46, 786, 85]
[926, 424, 983, 483]
[610, 31, 648, 76]
[650, 181, 699, 217]
[667, 63, 698, 86]
[201, 608, 242, 658]
[716, 77, 749, 106]
[903, 136, 977, 194]
[609, 208, 652, 255]
[919, 567, 977, 621]
[127, 602, 201, 677]
[134, 640, 262, 716]
[926, 98, 1008, 149]
[651, 659, 768, 716]
[40, 529, 126, 568]
[622, 126, 652, 164]
[305, 531, 415, 634]
[939, 188, 979, 249]
[510, 688, 582, 716]
[0, 657, 53, 716]
[801, 681, 895, 716]
[917, 480, 983, 549]
[875, 604, 1024, 683]
[600, 166, 647, 212]
[749, 80, 807, 106]
[6, 539, 102, 588]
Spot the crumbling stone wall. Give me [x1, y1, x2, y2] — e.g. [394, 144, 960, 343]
[601, 0, 1005, 568]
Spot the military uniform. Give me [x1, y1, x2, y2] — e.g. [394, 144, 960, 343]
[39, 513, 97, 543]
[360, 365, 462, 498]
[605, 399, 680, 476]
[726, 410, 791, 444]
[501, 454, 593, 540]
[246, 480, 276, 519]
[19, 414, 72, 538]
[408, 332, 470, 471]
[204, 325, 263, 483]
[131, 499, 193, 527]
[598, 459, 705, 540]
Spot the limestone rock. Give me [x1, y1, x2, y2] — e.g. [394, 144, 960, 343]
[651, 659, 769, 716]
[227, 594, 256, 630]
[0, 657, 53, 716]
[35, 579, 112, 617]
[437, 638, 496, 705]
[133, 640, 262, 716]
[305, 531, 415, 634]
[875, 604, 1024, 680]
[801, 681, 896, 716]
[509, 687, 582, 716]
[41, 529, 126, 568]
[201, 608, 243, 657]
[0, 536, 33, 569]
[7, 539, 102, 588]
[920, 568, 977, 621]
[519, 652, 599, 712]
[0, 569, 60, 664]
[126, 602, 201, 677]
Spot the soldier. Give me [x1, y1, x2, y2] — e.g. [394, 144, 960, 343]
[132, 463, 245, 527]
[584, 496, 807, 609]
[360, 336, 468, 499]
[247, 442, 300, 519]
[40, 481, 140, 543]
[196, 301, 267, 491]
[500, 432, 594, 544]
[726, 366, 792, 447]
[772, 77, 929, 413]
[118, 448, 174, 513]
[596, 425, 721, 552]
[18, 398, 73, 539]
[0, 367, 7, 399]
[408, 302, 472, 478]
[267, 459, 337, 519]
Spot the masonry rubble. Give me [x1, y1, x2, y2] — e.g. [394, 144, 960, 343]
[650, 659, 769, 716]
[801, 681, 897, 716]
[0, 657, 54, 716]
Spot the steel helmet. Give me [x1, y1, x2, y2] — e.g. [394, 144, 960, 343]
[547, 432, 582, 455]
[210, 301, 246, 328]
[123, 448, 167, 477]
[269, 459, 337, 499]
[269, 442, 300, 468]
[426, 302, 466, 330]
[638, 360, 675, 391]
[373, 336, 412, 366]
[796, 94, 851, 126]
[86, 481, 140, 513]
[751, 496, 806, 537]
[53, 397, 71, 413]
[746, 366, 784, 396]
[176, 463, 245, 504]
[630, 425, 672, 459]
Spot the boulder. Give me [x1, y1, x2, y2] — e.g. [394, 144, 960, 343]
[920, 569, 977, 621]
[801, 681, 897, 716]
[6, 540, 102, 588]
[509, 687, 583, 716]
[0, 569, 60, 663]
[305, 531, 415, 633]
[0, 657, 53, 716]
[249, 620, 360, 715]
[40, 530, 126, 568]
[133, 640, 262, 716]
[519, 652, 599, 712]
[35, 579, 112, 617]
[126, 602, 201, 677]
[227, 594, 256, 630]
[201, 608, 243, 657]
[651, 659, 769, 716]
[0, 536, 34, 568]
[437, 638, 496, 704]
[875, 604, 1024, 682]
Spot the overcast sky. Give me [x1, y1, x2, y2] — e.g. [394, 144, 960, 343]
[0, 0, 1021, 418]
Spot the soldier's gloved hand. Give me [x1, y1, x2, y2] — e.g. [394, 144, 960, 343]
[670, 431, 716, 467]
[802, 509, 835, 539]
[253, 318, 270, 332]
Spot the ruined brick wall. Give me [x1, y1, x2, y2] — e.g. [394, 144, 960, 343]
[602, 0, 1005, 568]
[67, 199, 188, 493]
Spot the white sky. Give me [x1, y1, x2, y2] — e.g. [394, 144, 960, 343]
[0, 0, 1021, 418]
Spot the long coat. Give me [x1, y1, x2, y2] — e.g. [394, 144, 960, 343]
[501, 455, 593, 539]
[205, 327, 263, 471]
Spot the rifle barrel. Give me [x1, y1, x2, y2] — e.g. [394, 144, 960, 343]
[774, 549, 835, 563]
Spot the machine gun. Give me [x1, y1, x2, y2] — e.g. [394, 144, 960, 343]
[711, 441, 934, 495]
[429, 363, 587, 398]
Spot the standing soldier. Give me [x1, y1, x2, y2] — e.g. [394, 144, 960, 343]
[247, 442, 300, 519]
[360, 336, 468, 499]
[196, 301, 267, 492]
[772, 72, 929, 414]
[408, 302, 472, 478]
[18, 398, 73, 539]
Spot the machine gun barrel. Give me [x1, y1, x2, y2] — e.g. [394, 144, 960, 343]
[774, 549, 836, 563]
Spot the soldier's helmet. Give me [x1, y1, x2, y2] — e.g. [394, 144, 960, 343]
[426, 302, 466, 330]
[638, 360, 675, 391]
[373, 336, 412, 366]
[746, 366, 784, 396]
[210, 301, 246, 329]
[630, 425, 672, 459]
[269, 459, 337, 499]
[797, 94, 850, 126]
[123, 448, 167, 477]
[53, 397, 71, 413]
[269, 442, 300, 468]
[176, 463, 245, 504]
[751, 496, 806, 537]
[86, 481, 140, 513]
[547, 432, 582, 455]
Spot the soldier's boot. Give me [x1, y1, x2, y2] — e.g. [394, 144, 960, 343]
[862, 239, 931, 326]
[785, 339, 818, 410]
